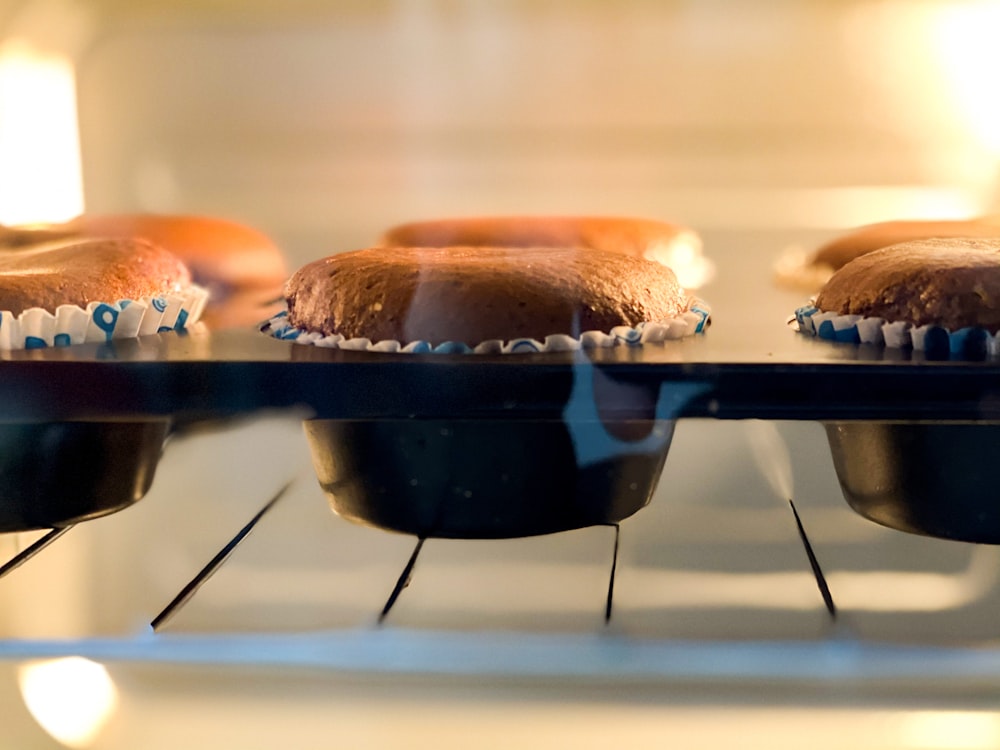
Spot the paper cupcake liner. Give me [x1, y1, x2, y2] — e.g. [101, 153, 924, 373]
[259, 301, 710, 354]
[0, 285, 208, 350]
[794, 303, 999, 358]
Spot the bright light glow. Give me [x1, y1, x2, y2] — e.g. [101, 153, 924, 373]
[933, 2, 1000, 156]
[0, 40, 84, 224]
[744, 421, 794, 502]
[18, 657, 118, 748]
[896, 711, 1000, 750]
[642, 232, 715, 289]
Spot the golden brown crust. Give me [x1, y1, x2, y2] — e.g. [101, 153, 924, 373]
[0, 214, 287, 327]
[380, 216, 700, 265]
[815, 237, 1000, 331]
[285, 246, 691, 345]
[0, 214, 285, 293]
[66, 214, 286, 294]
[0, 237, 191, 316]
[811, 217, 1000, 271]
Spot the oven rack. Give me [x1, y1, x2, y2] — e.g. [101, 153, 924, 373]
[5, 629, 1000, 690]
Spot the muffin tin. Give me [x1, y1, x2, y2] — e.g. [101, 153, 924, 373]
[0, 419, 169, 532]
[305, 417, 673, 538]
[4, 325, 1000, 541]
[825, 421, 1000, 544]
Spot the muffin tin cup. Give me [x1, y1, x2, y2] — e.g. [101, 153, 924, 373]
[824, 421, 1000, 544]
[0, 419, 170, 532]
[304, 417, 674, 539]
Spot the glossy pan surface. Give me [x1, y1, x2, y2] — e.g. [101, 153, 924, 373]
[305, 417, 674, 539]
[825, 421, 1000, 543]
[0, 420, 169, 532]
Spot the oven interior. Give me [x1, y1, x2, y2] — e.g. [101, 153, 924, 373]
[2, 1, 1000, 748]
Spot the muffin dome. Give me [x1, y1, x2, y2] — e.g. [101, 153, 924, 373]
[284, 245, 693, 346]
[812, 217, 1000, 273]
[815, 237, 1000, 331]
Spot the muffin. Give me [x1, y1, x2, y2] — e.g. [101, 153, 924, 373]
[775, 216, 1000, 291]
[272, 245, 709, 352]
[276, 244, 710, 539]
[379, 215, 714, 289]
[795, 237, 1000, 543]
[0, 236, 205, 349]
[0, 213, 286, 327]
[796, 237, 1000, 352]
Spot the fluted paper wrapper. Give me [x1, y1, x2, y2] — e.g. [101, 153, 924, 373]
[794, 302, 999, 358]
[260, 300, 710, 354]
[0, 286, 208, 350]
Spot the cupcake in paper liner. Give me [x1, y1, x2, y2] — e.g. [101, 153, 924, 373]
[264, 245, 710, 354]
[1, 213, 288, 328]
[0, 237, 207, 350]
[793, 237, 1000, 359]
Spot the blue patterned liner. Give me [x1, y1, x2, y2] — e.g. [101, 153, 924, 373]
[794, 303, 999, 357]
[0, 286, 208, 350]
[260, 300, 710, 354]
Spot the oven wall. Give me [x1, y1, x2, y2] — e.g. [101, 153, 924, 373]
[61, 0, 1000, 268]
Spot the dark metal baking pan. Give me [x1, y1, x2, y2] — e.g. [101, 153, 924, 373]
[825, 421, 1000, 544]
[3, 329, 1000, 424]
[7, 328, 1000, 545]
[301, 353, 684, 538]
[0, 419, 169, 532]
[304, 417, 673, 539]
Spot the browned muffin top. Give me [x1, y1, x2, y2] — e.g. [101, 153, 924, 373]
[0, 237, 192, 316]
[0, 214, 285, 292]
[0, 214, 287, 327]
[815, 237, 1000, 331]
[811, 217, 1000, 271]
[284, 245, 691, 345]
[380, 216, 699, 263]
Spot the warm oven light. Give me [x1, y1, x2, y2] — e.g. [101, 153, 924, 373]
[0, 40, 84, 225]
[895, 711, 1000, 750]
[642, 232, 716, 289]
[934, 2, 1000, 158]
[17, 657, 118, 748]
[745, 420, 793, 502]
